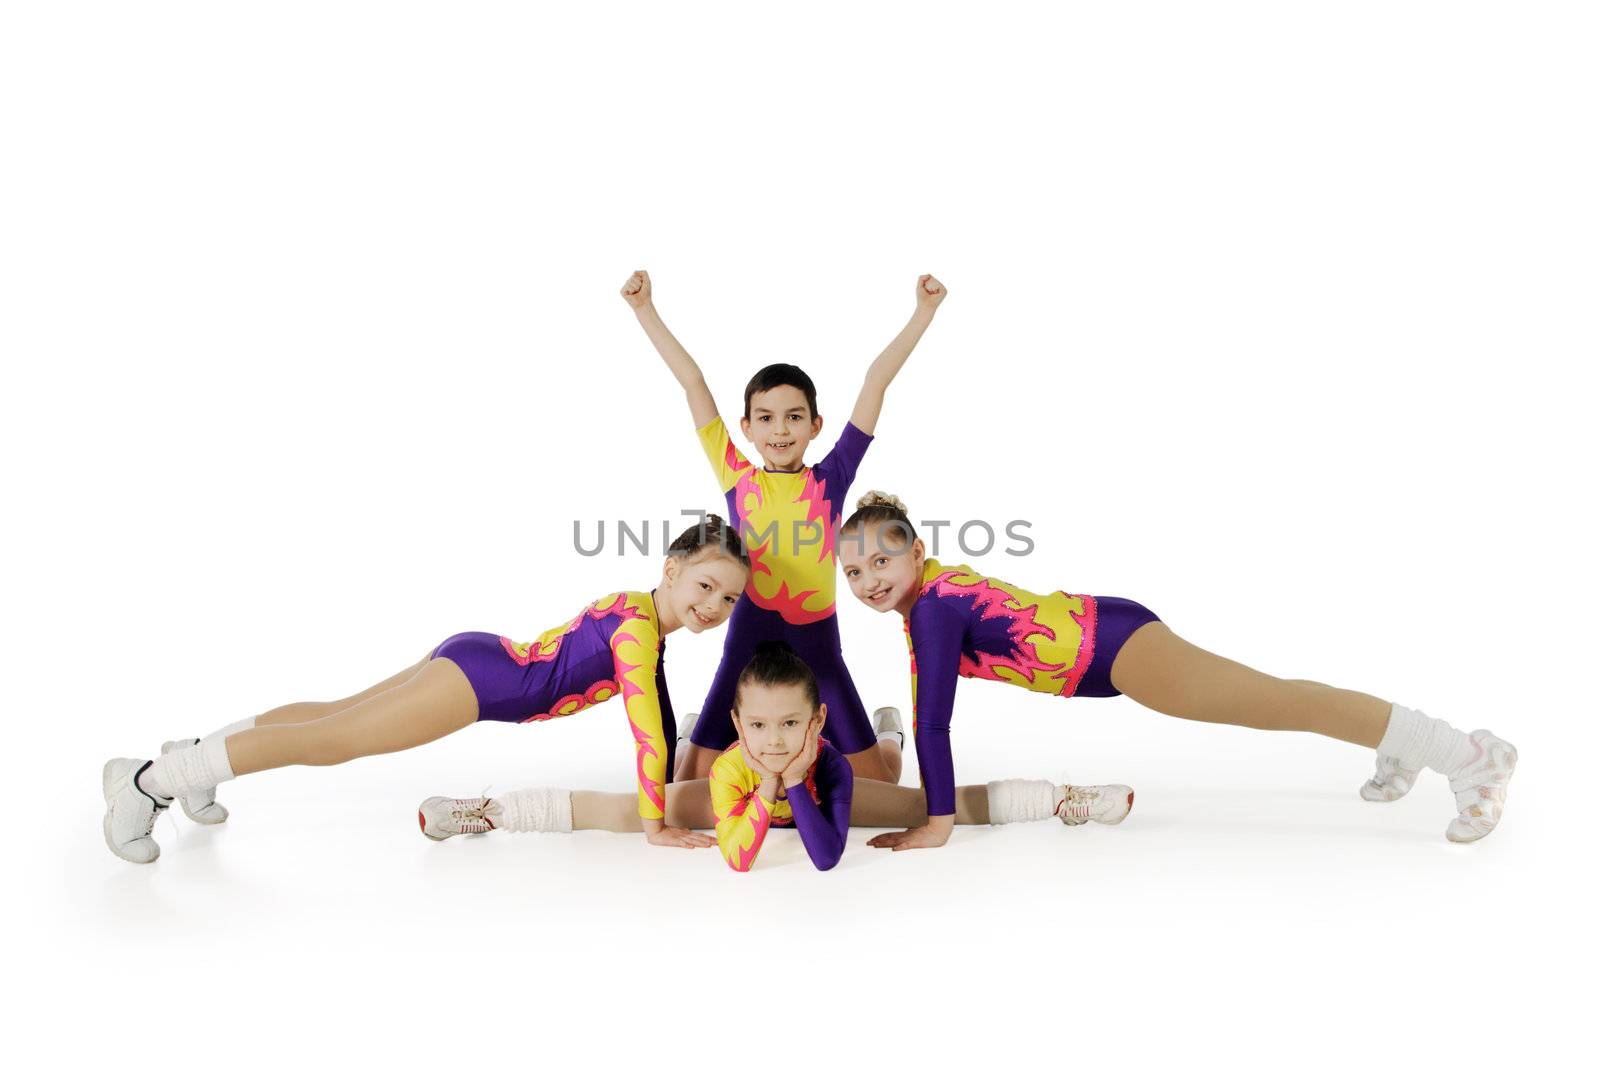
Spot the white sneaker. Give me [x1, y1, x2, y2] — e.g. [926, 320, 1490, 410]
[677, 713, 699, 747]
[674, 713, 700, 772]
[1360, 752, 1419, 802]
[162, 739, 229, 824]
[1055, 784, 1135, 826]
[103, 758, 169, 863]
[872, 706, 904, 748]
[1445, 730, 1518, 843]
[418, 796, 500, 841]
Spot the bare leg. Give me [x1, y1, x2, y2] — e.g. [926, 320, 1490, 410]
[572, 779, 717, 831]
[1109, 622, 1390, 748]
[226, 658, 478, 776]
[254, 656, 433, 726]
[570, 776, 986, 831]
[845, 741, 902, 784]
[850, 779, 989, 827]
[679, 743, 721, 782]
[881, 739, 903, 783]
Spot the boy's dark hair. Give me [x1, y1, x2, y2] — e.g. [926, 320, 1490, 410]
[734, 640, 822, 713]
[667, 514, 751, 569]
[743, 363, 819, 422]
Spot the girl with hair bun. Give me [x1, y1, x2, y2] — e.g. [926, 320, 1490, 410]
[836, 491, 1518, 850]
[101, 517, 752, 863]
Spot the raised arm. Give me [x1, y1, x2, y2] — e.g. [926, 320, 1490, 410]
[848, 274, 947, 435]
[620, 270, 719, 428]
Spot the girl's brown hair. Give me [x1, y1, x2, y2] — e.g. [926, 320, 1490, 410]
[668, 514, 751, 569]
[734, 640, 822, 715]
[840, 490, 915, 550]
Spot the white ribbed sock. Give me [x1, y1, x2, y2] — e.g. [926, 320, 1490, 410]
[986, 779, 1062, 824]
[202, 716, 256, 744]
[1377, 703, 1477, 777]
[497, 788, 574, 833]
[143, 734, 236, 800]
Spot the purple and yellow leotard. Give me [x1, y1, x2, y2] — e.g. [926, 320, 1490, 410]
[690, 416, 877, 753]
[904, 557, 1160, 816]
[708, 741, 852, 872]
[430, 590, 675, 821]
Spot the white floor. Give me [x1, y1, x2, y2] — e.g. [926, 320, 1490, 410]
[34, 691, 1580, 1065]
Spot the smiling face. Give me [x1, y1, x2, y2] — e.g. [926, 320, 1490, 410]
[840, 519, 926, 616]
[740, 384, 822, 472]
[734, 680, 824, 765]
[661, 548, 749, 634]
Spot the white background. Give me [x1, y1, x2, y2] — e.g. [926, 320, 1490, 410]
[5, 2, 1595, 1064]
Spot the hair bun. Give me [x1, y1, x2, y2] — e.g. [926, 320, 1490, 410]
[855, 490, 908, 516]
[667, 512, 752, 569]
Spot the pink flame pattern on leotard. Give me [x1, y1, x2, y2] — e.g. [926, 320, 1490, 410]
[607, 596, 671, 820]
[918, 560, 1096, 699]
[708, 743, 786, 872]
[697, 416, 850, 626]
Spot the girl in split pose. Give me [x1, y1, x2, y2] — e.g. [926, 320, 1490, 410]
[621, 270, 945, 786]
[832, 491, 1517, 850]
[419, 642, 1134, 870]
[101, 518, 750, 863]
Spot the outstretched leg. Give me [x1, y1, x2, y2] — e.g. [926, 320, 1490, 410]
[155, 656, 435, 827]
[424, 775, 1130, 841]
[851, 779, 988, 826]
[252, 657, 434, 727]
[419, 781, 719, 842]
[226, 658, 477, 775]
[1108, 621, 1517, 842]
[571, 780, 718, 831]
[1108, 622, 1389, 746]
[106, 658, 477, 863]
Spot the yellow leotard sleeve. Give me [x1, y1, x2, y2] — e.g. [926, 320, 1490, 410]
[696, 416, 753, 494]
[709, 746, 779, 872]
[608, 593, 671, 821]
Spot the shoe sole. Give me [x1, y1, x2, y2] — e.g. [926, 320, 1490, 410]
[182, 802, 229, 825]
[1360, 779, 1414, 802]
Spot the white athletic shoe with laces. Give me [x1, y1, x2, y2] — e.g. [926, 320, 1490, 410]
[103, 758, 169, 863]
[1055, 784, 1135, 826]
[162, 739, 229, 824]
[1445, 730, 1517, 843]
[1360, 752, 1420, 802]
[418, 796, 500, 841]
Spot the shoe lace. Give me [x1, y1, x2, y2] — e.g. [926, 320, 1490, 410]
[144, 799, 170, 838]
[452, 789, 495, 830]
[1056, 786, 1102, 822]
